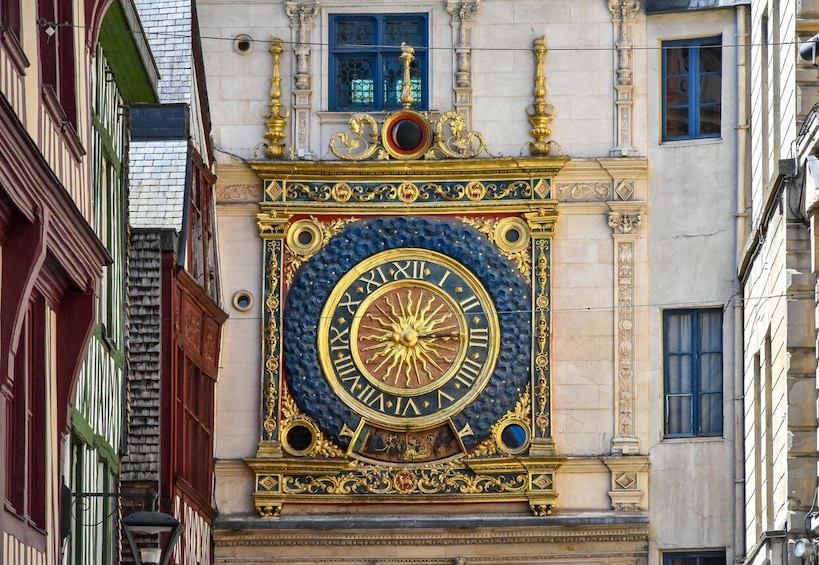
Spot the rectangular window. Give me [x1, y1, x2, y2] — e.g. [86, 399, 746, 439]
[38, 0, 77, 126]
[663, 308, 723, 437]
[5, 292, 47, 528]
[329, 14, 428, 112]
[662, 36, 721, 141]
[0, 0, 21, 39]
[663, 551, 726, 565]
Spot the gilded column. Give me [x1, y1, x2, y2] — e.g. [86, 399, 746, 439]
[608, 208, 641, 455]
[525, 207, 558, 455]
[286, 1, 318, 159]
[447, 0, 480, 119]
[256, 212, 290, 458]
[607, 0, 640, 157]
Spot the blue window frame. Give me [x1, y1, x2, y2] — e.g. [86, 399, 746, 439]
[329, 14, 428, 112]
[661, 36, 721, 141]
[663, 309, 723, 437]
[663, 551, 726, 565]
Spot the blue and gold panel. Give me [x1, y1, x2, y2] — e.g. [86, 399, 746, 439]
[283, 217, 531, 461]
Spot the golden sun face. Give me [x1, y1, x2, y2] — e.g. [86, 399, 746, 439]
[357, 287, 464, 390]
[318, 248, 499, 430]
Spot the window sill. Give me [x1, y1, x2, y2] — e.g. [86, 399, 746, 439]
[0, 27, 29, 76]
[318, 109, 439, 125]
[661, 435, 724, 443]
[4, 501, 47, 534]
[42, 85, 85, 162]
[659, 136, 723, 147]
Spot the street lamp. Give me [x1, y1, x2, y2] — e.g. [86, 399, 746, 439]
[121, 511, 183, 565]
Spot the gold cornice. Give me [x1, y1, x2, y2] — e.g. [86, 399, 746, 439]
[258, 201, 557, 216]
[249, 156, 568, 181]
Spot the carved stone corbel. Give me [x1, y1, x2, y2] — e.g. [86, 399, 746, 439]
[602, 456, 648, 511]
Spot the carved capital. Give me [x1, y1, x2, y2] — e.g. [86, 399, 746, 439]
[608, 211, 641, 235]
[447, 0, 480, 27]
[285, 1, 319, 43]
[525, 208, 558, 238]
[257, 211, 290, 239]
[608, 0, 641, 21]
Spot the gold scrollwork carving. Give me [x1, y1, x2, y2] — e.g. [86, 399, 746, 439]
[329, 114, 381, 161]
[458, 216, 531, 279]
[282, 466, 528, 497]
[328, 110, 491, 161]
[283, 217, 356, 285]
[280, 386, 344, 458]
[434, 111, 490, 159]
[470, 385, 531, 458]
[533, 239, 551, 438]
[263, 240, 281, 439]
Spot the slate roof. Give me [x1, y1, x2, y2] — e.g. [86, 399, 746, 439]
[128, 140, 188, 231]
[133, 0, 191, 104]
[644, 0, 748, 13]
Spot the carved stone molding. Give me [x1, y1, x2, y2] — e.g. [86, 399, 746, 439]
[213, 520, 650, 564]
[555, 182, 610, 201]
[447, 0, 480, 116]
[608, 207, 643, 455]
[216, 183, 262, 202]
[607, 0, 640, 157]
[602, 456, 647, 511]
[286, 1, 318, 159]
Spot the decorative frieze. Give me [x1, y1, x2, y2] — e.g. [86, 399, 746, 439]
[608, 208, 642, 455]
[256, 213, 290, 458]
[525, 208, 558, 455]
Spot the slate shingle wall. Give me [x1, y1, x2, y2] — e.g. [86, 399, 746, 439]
[121, 232, 164, 482]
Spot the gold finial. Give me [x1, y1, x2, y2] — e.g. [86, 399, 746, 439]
[264, 37, 289, 159]
[527, 36, 559, 156]
[399, 42, 416, 109]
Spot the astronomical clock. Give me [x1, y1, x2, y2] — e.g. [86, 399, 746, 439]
[246, 42, 566, 518]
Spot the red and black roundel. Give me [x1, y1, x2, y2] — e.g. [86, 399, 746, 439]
[381, 110, 433, 160]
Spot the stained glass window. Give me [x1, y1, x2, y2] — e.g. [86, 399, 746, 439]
[330, 14, 428, 112]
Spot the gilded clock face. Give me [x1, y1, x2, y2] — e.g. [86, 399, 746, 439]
[283, 216, 532, 457]
[318, 249, 499, 430]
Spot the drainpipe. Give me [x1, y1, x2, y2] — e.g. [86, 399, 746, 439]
[735, 5, 750, 563]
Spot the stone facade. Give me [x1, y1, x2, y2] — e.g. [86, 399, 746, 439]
[201, 0, 743, 563]
[742, 1, 819, 562]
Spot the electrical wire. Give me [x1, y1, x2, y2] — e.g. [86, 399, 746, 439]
[38, 19, 818, 54]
